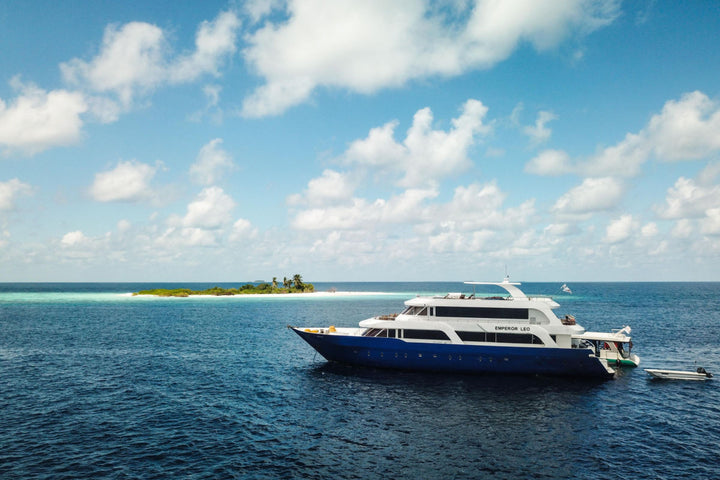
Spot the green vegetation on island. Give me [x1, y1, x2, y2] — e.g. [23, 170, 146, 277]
[133, 274, 315, 297]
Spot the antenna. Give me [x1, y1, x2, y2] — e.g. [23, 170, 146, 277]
[503, 264, 509, 283]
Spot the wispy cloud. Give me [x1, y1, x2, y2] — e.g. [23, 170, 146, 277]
[0, 178, 33, 210]
[528, 91, 720, 178]
[190, 139, 235, 186]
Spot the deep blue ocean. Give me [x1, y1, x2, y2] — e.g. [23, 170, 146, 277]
[1, 282, 719, 479]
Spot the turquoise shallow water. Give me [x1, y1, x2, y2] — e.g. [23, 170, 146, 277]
[1, 282, 719, 479]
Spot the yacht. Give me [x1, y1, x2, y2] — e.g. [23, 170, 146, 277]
[290, 279, 639, 379]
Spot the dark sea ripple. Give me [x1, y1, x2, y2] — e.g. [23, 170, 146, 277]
[1, 282, 719, 479]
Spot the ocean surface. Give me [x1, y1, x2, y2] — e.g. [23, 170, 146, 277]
[1, 282, 719, 479]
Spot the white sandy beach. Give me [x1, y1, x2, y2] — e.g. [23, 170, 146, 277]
[125, 291, 396, 298]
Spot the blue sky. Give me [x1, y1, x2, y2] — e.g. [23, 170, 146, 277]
[1, 0, 720, 282]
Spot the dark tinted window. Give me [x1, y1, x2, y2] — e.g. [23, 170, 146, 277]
[457, 331, 543, 345]
[436, 306, 529, 319]
[403, 329, 450, 341]
[457, 331, 486, 342]
[497, 333, 526, 343]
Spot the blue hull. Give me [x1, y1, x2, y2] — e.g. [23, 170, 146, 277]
[292, 329, 614, 379]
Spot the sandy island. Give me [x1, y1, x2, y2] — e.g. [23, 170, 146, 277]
[124, 291, 396, 298]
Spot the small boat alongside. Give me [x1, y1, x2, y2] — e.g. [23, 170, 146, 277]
[572, 326, 640, 367]
[644, 367, 713, 381]
[290, 279, 639, 379]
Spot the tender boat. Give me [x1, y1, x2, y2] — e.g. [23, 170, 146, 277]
[572, 326, 640, 367]
[290, 279, 639, 379]
[645, 367, 713, 381]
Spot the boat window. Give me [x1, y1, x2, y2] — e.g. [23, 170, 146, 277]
[362, 329, 399, 338]
[436, 306, 529, 320]
[401, 306, 430, 316]
[457, 331, 486, 342]
[497, 333, 535, 344]
[456, 331, 544, 345]
[402, 329, 450, 341]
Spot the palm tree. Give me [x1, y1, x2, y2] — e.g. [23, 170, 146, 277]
[293, 274, 304, 291]
[283, 276, 292, 289]
[272, 277, 278, 289]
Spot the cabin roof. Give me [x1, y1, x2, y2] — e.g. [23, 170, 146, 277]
[573, 331, 631, 342]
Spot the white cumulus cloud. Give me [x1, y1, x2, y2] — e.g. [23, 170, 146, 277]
[292, 187, 437, 230]
[178, 186, 236, 229]
[647, 91, 720, 161]
[61, 230, 89, 247]
[90, 160, 159, 202]
[604, 214, 635, 244]
[0, 79, 87, 155]
[61, 10, 240, 110]
[552, 177, 624, 214]
[524, 91, 720, 178]
[288, 169, 356, 207]
[344, 99, 490, 187]
[169, 10, 241, 83]
[242, 0, 619, 117]
[700, 208, 720, 235]
[229, 218, 258, 241]
[525, 149, 572, 176]
[431, 182, 535, 232]
[580, 91, 720, 177]
[655, 176, 720, 219]
[418, 182, 536, 255]
[61, 22, 167, 107]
